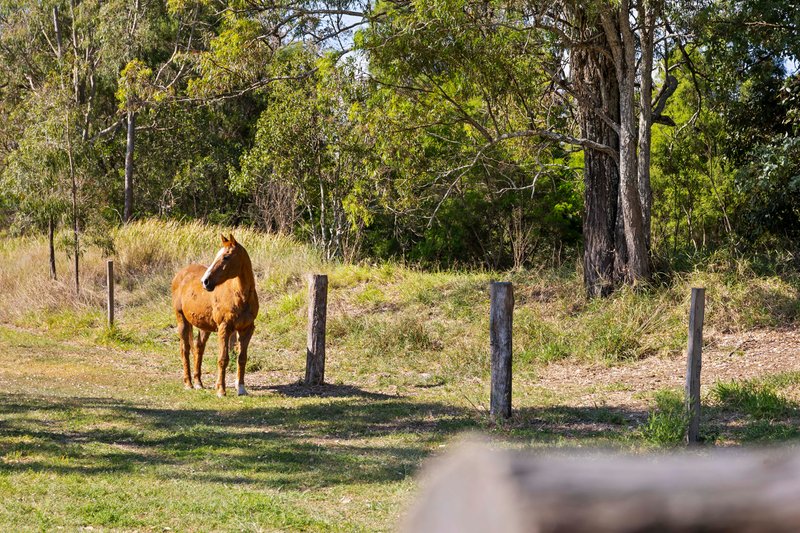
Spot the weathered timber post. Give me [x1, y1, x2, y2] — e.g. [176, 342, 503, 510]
[404, 439, 800, 532]
[106, 260, 114, 327]
[305, 274, 328, 386]
[490, 282, 513, 420]
[686, 287, 705, 444]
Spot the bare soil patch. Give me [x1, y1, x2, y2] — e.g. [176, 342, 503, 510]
[535, 328, 800, 410]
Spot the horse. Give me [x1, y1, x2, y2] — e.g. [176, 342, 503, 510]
[171, 234, 259, 397]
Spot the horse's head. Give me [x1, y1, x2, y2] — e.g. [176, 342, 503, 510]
[200, 234, 246, 291]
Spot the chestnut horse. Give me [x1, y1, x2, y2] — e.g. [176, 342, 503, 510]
[171, 234, 259, 397]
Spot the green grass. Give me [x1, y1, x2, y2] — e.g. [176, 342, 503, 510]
[641, 389, 688, 446]
[639, 378, 800, 447]
[1, 219, 800, 530]
[0, 324, 631, 531]
[711, 379, 795, 418]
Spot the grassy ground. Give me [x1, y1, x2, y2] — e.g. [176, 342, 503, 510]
[1, 220, 800, 531]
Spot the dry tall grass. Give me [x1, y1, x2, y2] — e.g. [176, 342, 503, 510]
[0, 220, 321, 324]
[1, 219, 797, 375]
[0, 234, 105, 322]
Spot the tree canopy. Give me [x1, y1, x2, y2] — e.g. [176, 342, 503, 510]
[1, 0, 798, 294]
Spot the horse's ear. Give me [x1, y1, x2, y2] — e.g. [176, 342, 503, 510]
[229, 234, 237, 246]
[221, 234, 229, 245]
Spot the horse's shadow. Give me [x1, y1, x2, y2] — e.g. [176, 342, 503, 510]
[251, 381, 399, 399]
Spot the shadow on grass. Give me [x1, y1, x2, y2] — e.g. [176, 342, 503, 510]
[0, 392, 467, 489]
[5, 389, 800, 492]
[257, 381, 399, 399]
[702, 378, 800, 444]
[701, 411, 800, 444]
[0, 391, 650, 490]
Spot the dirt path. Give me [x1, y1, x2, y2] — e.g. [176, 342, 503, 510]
[536, 329, 800, 409]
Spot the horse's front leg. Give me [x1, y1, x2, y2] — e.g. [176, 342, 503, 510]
[236, 324, 255, 396]
[215, 324, 232, 397]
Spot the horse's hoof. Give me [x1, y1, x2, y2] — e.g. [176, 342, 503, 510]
[216, 389, 226, 398]
[193, 382, 204, 390]
[237, 385, 248, 396]
[184, 383, 193, 390]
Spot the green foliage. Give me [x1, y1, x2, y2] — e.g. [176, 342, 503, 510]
[650, 54, 740, 261]
[1, 0, 800, 276]
[356, 0, 583, 268]
[736, 134, 800, 250]
[116, 60, 155, 109]
[1, 102, 71, 232]
[652, 3, 800, 265]
[187, 12, 275, 97]
[231, 47, 374, 260]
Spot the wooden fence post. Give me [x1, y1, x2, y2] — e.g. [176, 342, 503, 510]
[305, 274, 328, 386]
[686, 287, 705, 444]
[106, 259, 114, 328]
[490, 282, 513, 420]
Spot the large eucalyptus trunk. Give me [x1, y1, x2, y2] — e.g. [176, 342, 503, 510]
[570, 1, 657, 296]
[601, 1, 650, 286]
[637, 0, 656, 249]
[572, 18, 621, 298]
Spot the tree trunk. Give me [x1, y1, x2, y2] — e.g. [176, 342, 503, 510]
[123, 109, 135, 223]
[618, 76, 650, 283]
[572, 18, 620, 298]
[48, 216, 57, 280]
[602, 3, 650, 285]
[52, 7, 62, 60]
[70, 154, 79, 295]
[71, 177, 79, 295]
[613, 173, 628, 284]
[65, 109, 79, 295]
[569, 1, 663, 295]
[637, 0, 656, 250]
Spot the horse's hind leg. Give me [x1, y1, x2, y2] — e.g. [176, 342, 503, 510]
[228, 330, 239, 354]
[176, 313, 194, 389]
[192, 330, 210, 389]
[236, 324, 255, 396]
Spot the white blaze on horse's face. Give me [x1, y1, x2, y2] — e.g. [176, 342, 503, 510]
[200, 247, 227, 291]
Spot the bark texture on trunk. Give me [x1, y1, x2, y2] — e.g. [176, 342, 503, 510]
[637, 0, 656, 250]
[572, 18, 620, 298]
[602, 2, 650, 285]
[123, 109, 135, 223]
[567, 0, 665, 296]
